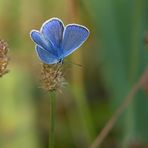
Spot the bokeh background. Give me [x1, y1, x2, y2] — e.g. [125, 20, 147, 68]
[0, 0, 148, 148]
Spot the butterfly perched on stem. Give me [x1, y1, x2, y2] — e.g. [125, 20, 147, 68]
[30, 17, 89, 64]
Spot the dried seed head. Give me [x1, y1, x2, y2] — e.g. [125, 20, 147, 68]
[41, 63, 66, 92]
[0, 39, 8, 55]
[0, 39, 9, 77]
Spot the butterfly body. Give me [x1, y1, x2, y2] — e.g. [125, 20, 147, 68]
[30, 18, 89, 64]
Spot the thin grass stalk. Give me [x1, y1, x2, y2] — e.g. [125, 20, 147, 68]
[49, 91, 56, 148]
[90, 68, 148, 148]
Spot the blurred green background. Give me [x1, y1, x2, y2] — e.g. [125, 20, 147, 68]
[0, 0, 148, 148]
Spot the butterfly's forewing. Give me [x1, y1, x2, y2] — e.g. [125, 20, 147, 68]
[36, 45, 58, 64]
[41, 18, 64, 49]
[62, 24, 89, 57]
[30, 30, 56, 55]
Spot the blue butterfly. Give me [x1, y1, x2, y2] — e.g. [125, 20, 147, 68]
[30, 17, 89, 64]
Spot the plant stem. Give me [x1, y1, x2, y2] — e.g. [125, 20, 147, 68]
[90, 68, 148, 148]
[49, 91, 56, 148]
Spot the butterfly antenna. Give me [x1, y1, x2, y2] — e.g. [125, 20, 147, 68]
[65, 60, 84, 68]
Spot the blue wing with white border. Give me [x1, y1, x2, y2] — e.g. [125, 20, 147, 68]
[62, 24, 89, 57]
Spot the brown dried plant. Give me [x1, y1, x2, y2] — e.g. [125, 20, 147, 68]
[41, 63, 66, 92]
[0, 39, 9, 77]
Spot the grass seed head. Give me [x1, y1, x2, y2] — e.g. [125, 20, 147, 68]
[0, 39, 9, 77]
[41, 63, 66, 92]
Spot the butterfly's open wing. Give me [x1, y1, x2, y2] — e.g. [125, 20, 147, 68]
[62, 24, 89, 57]
[35, 45, 59, 64]
[41, 18, 64, 49]
[30, 30, 56, 55]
